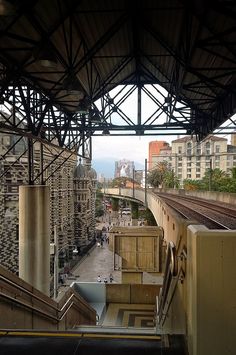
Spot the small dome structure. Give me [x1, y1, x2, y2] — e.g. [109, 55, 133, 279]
[89, 167, 97, 179]
[74, 162, 87, 178]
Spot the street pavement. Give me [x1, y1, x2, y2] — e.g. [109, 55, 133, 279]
[56, 214, 163, 300]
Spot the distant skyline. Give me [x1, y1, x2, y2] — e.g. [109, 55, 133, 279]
[91, 85, 235, 178]
[92, 130, 234, 178]
[92, 135, 180, 163]
[92, 134, 177, 178]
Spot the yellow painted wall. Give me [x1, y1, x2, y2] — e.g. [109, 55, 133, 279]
[122, 271, 143, 284]
[187, 225, 236, 355]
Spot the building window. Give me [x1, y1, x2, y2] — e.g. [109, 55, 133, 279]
[196, 168, 200, 172]
[187, 168, 191, 172]
[196, 156, 201, 161]
[187, 174, 191, 178]
[233, 155, 236, 160]
[187, 156, 191, 161]
[205, 142, 211, 155]
[178, 147, 182, 154]
[178, 156, 182, 161]
[196, 162, 200, 167]
[196, 174, 201, 178]
[187, 162, 191, 167]
[215, 145, 220, 153]
[178, 162, 182, 167]
[215, 162, 219, 167]
[187, 142, 192, 156]
[215, 155, 220, 161]
[196, 144, 201, 155]
[178, 174, 182, 178]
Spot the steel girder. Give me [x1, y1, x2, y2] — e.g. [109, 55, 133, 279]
[0, 0, 236, 152]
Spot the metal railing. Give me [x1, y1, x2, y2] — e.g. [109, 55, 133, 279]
[157, 241, 178, 326]
[0, 273, 96, 325]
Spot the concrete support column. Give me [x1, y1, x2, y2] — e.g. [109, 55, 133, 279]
[19, 185, 50, 296]
[187, 225, 236, 355]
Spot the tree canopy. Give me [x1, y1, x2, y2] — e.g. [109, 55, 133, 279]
[183, 167, 236, 193]
[147, 161, 179, 188]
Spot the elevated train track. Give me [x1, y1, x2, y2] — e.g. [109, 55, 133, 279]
[156, 192, 236, 230]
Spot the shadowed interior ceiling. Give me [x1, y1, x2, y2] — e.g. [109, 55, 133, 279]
[0, 0, 236, 148]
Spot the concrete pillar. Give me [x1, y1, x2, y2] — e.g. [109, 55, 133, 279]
[19, 185, 50, 296]
[187, 225, 236, 355]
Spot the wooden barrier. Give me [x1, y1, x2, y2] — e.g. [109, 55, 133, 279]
[106, 284, 161, 304]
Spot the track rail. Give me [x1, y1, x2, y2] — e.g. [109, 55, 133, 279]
[157, 194, 232, 230]
[158, 193, 236, 218]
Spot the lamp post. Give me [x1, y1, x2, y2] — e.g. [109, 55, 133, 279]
[209, 158, 212, 191]
[132, 168, 135, 198]
[53, 226, 58, 299]
[144, 158, 147, 206]
[53, 226, 78, 299]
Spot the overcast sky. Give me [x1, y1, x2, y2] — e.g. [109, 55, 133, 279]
[92, 84, 180, 166]
[92, 134, 177, 166]
[91, 84, 235, 170]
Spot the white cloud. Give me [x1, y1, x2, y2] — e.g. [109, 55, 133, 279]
[92, 134, 176, 165]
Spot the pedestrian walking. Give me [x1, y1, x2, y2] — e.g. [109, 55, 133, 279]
[109, 273, 113, 283]
[97, 275, 101, 282]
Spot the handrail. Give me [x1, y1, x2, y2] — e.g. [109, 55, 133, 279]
[0, 292, 58, 322]
[0, 290, 95, 323]
[0, 274, 96, 324]
[0, 274, 58, 311]
[157, 241, 178, 325]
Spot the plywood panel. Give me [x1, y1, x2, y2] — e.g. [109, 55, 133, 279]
[122, 251, 136, 269]
[137, 237, 153, 252]
[106, 284, 161, 305]
[137, 252, 154, 269]
[114, 235, 160, 271]
[119, 236, 136, 251]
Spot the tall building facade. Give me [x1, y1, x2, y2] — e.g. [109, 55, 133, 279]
[148, 135, 236, 187]
[148, 141, 170, 169]
[150, 146, 172, 170]
[0, 113, 97, 275]
[114, 159, 134, 178]
[74, 159, 97, 248]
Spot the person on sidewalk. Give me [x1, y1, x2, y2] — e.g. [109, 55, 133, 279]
[97, 275, 101, 282]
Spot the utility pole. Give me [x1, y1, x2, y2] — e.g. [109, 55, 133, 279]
[53, 225, 58, 299]
[132, 167, 135, 198]
[145, 158, 147, 206]
[209, 158, 212, 191]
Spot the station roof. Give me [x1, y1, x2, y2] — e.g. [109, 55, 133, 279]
[0, 0, 236, 140]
